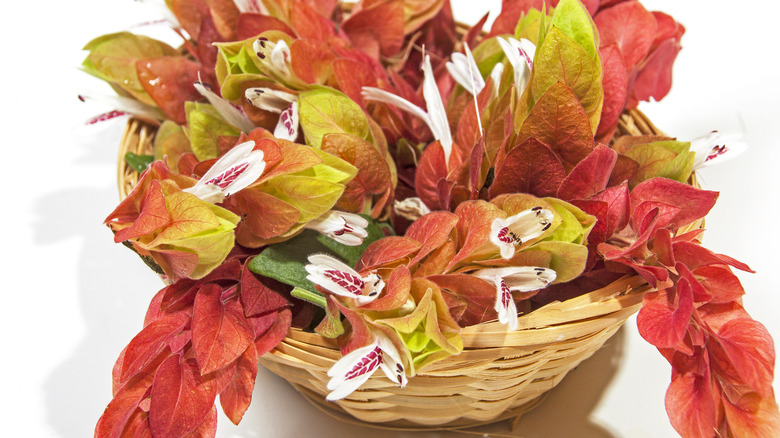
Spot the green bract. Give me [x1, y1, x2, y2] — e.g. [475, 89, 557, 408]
[184, 102, 241, 160]
[82, 32, 178, 105]
[298, 87, 372, 148]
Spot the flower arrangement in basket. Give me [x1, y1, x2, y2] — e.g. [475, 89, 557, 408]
[84, 0, 779, 436]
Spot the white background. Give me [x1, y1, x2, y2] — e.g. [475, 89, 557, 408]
[3, 0, 779, 436]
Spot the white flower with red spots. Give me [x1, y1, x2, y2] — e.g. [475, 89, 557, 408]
[473, 267, 557, 330]
[690, 130, 747, 170]
[273, 101, 299, 141]
[305, 211, 368, 246]
[305, 254, 385, 306]
[182, 141, 266, 203]
[497, 37, 536, 94]
[490, 207, 554, 260]
[326, 330, 407, 401]
[78, 92, 165, 124]
[244, 87, 300, 141]
[362, 54, 454, 165]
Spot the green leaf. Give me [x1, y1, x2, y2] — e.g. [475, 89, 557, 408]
[124, 153, 155, 174]
[185, 102, 240, 160]
[550, 0, 600, 59]
[82, 32, 178, 105]
[298, 87, 371, 148]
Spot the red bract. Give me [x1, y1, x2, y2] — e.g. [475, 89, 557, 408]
[149, 356, 218, 437]
[192, 284, 256, 374]
[136, 57, 204, 124]
[593, 0, 685, 111]
[95, 260, 290, 437]
[341, 0, 405, 59]
[218, 344, 259, 424]
[490, 138, 565, 198]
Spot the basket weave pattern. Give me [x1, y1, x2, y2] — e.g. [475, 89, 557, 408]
[118, 109, 702, 429]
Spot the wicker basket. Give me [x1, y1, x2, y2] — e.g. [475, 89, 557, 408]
[116, 109, 703, 431]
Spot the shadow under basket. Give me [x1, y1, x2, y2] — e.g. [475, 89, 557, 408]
[117, 109, 703, 431]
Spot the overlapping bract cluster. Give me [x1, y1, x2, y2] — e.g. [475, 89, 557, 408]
[87, 0, 776, 436]
[96, 258, 292, 437]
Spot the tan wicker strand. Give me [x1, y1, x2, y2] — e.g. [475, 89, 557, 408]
[117, 103, 698, 429]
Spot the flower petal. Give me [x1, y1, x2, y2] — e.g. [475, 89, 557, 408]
[446, 46, 485, 96]
[489, 63, 505, 98]
[194, 82, 255, 133]
[270, 40, 291, 76]
[394, 197, 432, 221]
[489, 208, 553, 259]
[183, 141, 266, 202]
[244, 87, 297, 113]
[273, 101, 299, 141]
[362, 87, 431, 126]
[305, 211, 369, 246]
[691, 131, 748, 169]
[492, 278, 518, 330]
[497, 37, 535, 94]
[326, 342, 382, 401]
[305, 254, 381, 305]
[422, 54, 453, 163]
[376, 334, 408, 388]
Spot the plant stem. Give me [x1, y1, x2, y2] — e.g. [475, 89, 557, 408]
[291, 287, 327, 309]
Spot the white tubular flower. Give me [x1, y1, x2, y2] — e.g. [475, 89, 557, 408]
[182, 141, 266, 203]
[326, 330, 407, 401]
[305, 254, 385, 306]
[473, 267, 557, 330]
[490, 207, 554, 260]
[421, 55, 454, 162]
[690, 130, 747, 170]
[393, 197, 432, 221]
[273, 101, 299, 141]
[305, 211, 368, 246]
[489, 62, 505, 100]
[78, 92, 165, 123]
[244, 87, 297, 113]
[194, 82, 255, 133]
[445, 44, 485, 96]
[253, 37, 291, 78]
[496, 37, 536, 94]
[362, 54, 453, 165]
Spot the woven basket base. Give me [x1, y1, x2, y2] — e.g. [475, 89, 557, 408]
[293, 383, 548, 432]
